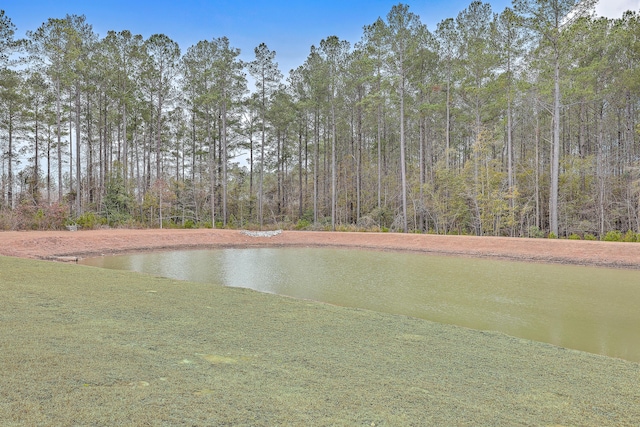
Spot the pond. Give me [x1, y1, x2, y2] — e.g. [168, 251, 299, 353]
[80, 247, 640, 363]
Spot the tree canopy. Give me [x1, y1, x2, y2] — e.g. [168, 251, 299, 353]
[1, 2, 640, 240]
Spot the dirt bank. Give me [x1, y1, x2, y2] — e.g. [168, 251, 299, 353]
[1, 228, 640, 268]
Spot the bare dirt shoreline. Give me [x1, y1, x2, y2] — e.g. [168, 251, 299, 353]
[2, 228, 640, 268]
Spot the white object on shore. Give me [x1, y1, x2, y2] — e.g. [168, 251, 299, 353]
[240, 229, 282, 238]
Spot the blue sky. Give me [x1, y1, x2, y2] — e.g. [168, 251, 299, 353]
[3, 0, 638, 77]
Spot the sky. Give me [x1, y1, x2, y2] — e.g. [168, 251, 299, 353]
[3, 0, 639, 79]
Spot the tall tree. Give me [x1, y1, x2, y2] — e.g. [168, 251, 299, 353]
[23, 71, 53, 203]
[494, 7, 526, 219]
[142, 34, 180, 181]
[239, 92, 261, 221]
[319, 35, 350, 230]
[514, 0, 597, 236]
[361, 18, 388, 210]
[64, 15, 94, 216]
[211, 37, 246, 226]
[286, 66, 307, 221]
[385, 3, 424, 233]
[299, 46, 329, 224]
[28, 18, 71, 202]
[0, 10, 21, 69]
[103, 30, 144, 191]
[182, 38, 220, 225]
[435, 18, 458, 170]
[456, 1, 497, 235]
[248, 43, 282, 228]
[0, 68, 23, 207]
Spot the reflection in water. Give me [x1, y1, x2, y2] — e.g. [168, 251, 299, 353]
[80, 248, 640, 362]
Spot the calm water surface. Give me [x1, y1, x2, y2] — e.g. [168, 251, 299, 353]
[81, 248, 640, 362]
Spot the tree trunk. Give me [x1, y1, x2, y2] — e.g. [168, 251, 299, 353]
[76, 88, 82, 216]
[208, 111, 215, 228]
[331, 103, 337, 231]
[222, 100, 228, 226]
[298, 125, 303, 220]
[7, 113, 13, 208]
[550, 48, 561, 237]
[313, 109, 319, 224]
[56, 77, 62, 202]
[399, 72, 408, 233]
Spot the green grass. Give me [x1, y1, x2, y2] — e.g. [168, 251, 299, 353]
[1, 256, 640, 426]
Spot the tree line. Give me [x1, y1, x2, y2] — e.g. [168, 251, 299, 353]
[1, 0, 639, 239]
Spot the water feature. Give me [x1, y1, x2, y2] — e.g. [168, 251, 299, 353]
[80, 247, 640, 362]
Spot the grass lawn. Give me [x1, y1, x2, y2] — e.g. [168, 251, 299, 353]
[1, 256, 639, 426]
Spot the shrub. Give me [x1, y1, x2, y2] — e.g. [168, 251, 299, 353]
[584, 233, 597, 241]
[75, 212, 104, 230]
[528, 226, 545, 238]
[15, 202, 69, 230]
[623, 230, 638, 243]
[603, 230, 622, 242]
[568, 233, 581, 240]
[335, 224, 353, 232]
[367, 207, 393, 228]
[295, 219, 311, 230]
[356, 215, 377, 230]
[547, 232, 557, 239]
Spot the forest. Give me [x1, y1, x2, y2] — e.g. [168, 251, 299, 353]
[1, 0, 639, 239]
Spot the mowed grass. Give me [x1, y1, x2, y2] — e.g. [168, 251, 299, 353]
[1, 256, 640, 426]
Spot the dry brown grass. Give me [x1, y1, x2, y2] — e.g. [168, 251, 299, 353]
[2, 256, 640, 426]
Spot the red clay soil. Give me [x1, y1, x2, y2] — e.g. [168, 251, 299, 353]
[1, 228, 640, 268]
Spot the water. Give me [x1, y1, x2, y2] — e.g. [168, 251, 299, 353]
[80, 247, 640, 362]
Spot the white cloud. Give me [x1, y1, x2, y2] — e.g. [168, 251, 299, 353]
[595, 0, 640, 18]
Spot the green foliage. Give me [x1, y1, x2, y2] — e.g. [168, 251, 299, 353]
[425, 167, 473, 235]
[103, 165, 134, 226]
[584, 233, 597, 241]
[623, 230, 638, 243]
[547, 232, 557, 239]
[4, 4, 640, 237]
[603, 230, 623, 242]
[528, 226, 545, 238]
[335, 224, 352, 232]
[300, 209, 315, 223]
[367, 207, 394, 228]
[568, 233, 581, 240]
[161, 220, 176, 229]
[75, 212, 105, 230]
[295, 219, 311, 230]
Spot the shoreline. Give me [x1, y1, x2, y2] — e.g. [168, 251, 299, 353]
[1, 228, 640, 269]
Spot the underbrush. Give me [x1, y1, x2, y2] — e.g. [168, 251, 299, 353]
[1, 205, 639, 242]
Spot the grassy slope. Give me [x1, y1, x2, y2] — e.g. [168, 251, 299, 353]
[1, 256, 639, 426]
